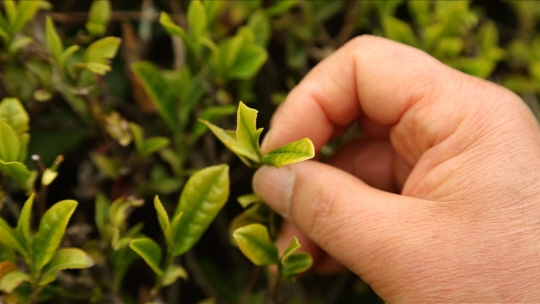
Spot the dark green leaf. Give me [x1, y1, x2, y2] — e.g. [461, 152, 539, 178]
[281, 252, 313, 277]
[170, 165, 229, 256]
[131, 61, 177, 131]
[129, 238, 163, 275]
[39, 248, 93, 285]
[32, 200, 78, 273]
[233, 224, 278, 266]
[0, 270, 29, 293]
[262, 138, 315, 168]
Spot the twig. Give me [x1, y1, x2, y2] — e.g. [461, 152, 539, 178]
[31, 155, 48, 217]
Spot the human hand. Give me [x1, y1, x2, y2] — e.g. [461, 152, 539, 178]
[252, 35, 540, 302]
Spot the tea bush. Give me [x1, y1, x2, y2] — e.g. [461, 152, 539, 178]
[0, 1, 539, 303]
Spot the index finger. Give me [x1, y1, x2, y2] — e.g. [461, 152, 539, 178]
[260, 35, 456, 154]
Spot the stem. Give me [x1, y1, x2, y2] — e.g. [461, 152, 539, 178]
[239, 266, 260, 304]
[146, 250, 175, 303]
[29, 282, 43, 304]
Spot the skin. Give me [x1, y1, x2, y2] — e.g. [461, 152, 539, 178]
[252, 36, 540, 302]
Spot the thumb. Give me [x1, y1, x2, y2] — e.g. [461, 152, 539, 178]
[252, 161, 436, 289]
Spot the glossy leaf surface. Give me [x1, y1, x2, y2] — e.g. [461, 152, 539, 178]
[32, 200, 78, 272]
[129, 238, 163, 275]
[233, 224, 278, 266]
[39, 248, 93, 285]
[262, 138, 315, 168]
[171, 165, 229, 256]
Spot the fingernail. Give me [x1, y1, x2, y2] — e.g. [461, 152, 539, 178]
[252, 165, 295, 219]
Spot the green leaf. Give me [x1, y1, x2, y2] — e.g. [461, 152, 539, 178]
[77, 62, 111, 75]
[0, 218, 26, 256]
[198, 119, 259, 167]
[382, 16, 418, 48]
[248, 10, 271, 47]
[433, 37, 464, 59]
[0, 160, 36, 191]
[160, 12, 193, 50]
[131, 61, 177, 131]
[90, 153, 121, 179]
[59, 45, 80, 68]
[233, 224, 278, 266]
[94, 193, 110, 238]
[10, 1, 51, 34]
[190, 105, 236, 143]
[0, 97, 29, 136]
[281, 252, 312, 277]
[83, 36, 121, 65]
[8, 35, 33, 54]
[86, 0, 111, 37]
[267, 0, 299, 17]
[170, 165, 229, 256]
[154, 196, 169, 234]
[109, 197, 144, 229]
[236, 101, 262, 160]
[162, 264, 188, 286]
[16, 194, 34, 247]
[32, 200, 78, 273]
[0, 121, 20, 163]
[237, 193, 261, 209]
[262, 138, 315, 168]
[39, 248, 93, 285]
[187, 0, 207, 39]
[130, 123, 170, 158]
[227, 44, 268, 79]
[0, 270, 30, 293]
[129, 238, 163, 275]
[45, 16, 63, 61]
[0, 244, 16, 262]
[281, 237, 300, 265]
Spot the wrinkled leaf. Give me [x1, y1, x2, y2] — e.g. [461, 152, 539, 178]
[0, 270, 29, 293]
[86, 0, 111, 37]
[45, 16, 63, 61]
[32, 200, 78, 273]
[39, 248, 93, 285]
[236, 102, 262, 160]
[154, 196, 169, 234]
[233, 224, 278, 266]
[170, 165, 229, 256]
[16, 194, 34, 247]
[262, 138, 315, 168]
[162, 264, 188, 286]
[129, 238, 163, 275]
[281, 252, 313, 277]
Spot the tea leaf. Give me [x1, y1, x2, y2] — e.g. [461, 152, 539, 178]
[237, 193, 262, 209]
[0, 245, 16, 263]
[39, 248, 93, 285]
[154, 196, 169, 234]
[86, 0, 111, 37]
[281, 237, 300, 265]
[227, 44, 268, 79]
[281, 252, 312, 277]
[162, 264, 188, 286]
[32, 200, 78, 273]
[382, 16, 418, 48]
[0, 121, 20, 162]
[262, 138, 315, 168]
[94, 193, 110, 238]
[236, 102, 262, 160]
[129, 238, 163, 275]
[191, 105, 236, 143]
[45, 16, 63, 61]
[0, 270, 29, 293]
[59, 45, 80, 68]
[187, 0, 207, 39]
[171, 165, 229, 256]
[0, 218, 26, 256]
[16, 194, 34, 246]
[160, 12, 193, 50]
[233, 224, 278, 265]
[11, 1, 51, 34]
[0, 160, 36, 191]
[0, 97, 30, 136]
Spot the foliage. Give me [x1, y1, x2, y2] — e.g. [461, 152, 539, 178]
[0, 0, 539, 303]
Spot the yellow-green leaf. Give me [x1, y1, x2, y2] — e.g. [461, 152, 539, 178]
[32, 200, 78, 273]
[237, 193, 261, 209]
[0, 160, 36, 191]
[233, 224, 278, 266]
[236, 102, 262, 160]
[262, 138, 315, 168]
[0, 120, 20, 163]
[45, 16, 63, 61]
[281, 252, 312, 277]
[16, 194, 34, 247]
[0, 270, 29, 293]
[154, 196, 169, 234]
[281, 236, 300, 265]
[86, 0, 111, 37]
[129, 238, 162, 275]
[160, 12, 193, 50]
[187, 0, 207, 39]
[0, 218, 26, 256]
[83, 36, 121, 65]
[171, 165, 229, 256]
[39, 248, 93, 285]
[162, 264, 188, 286]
